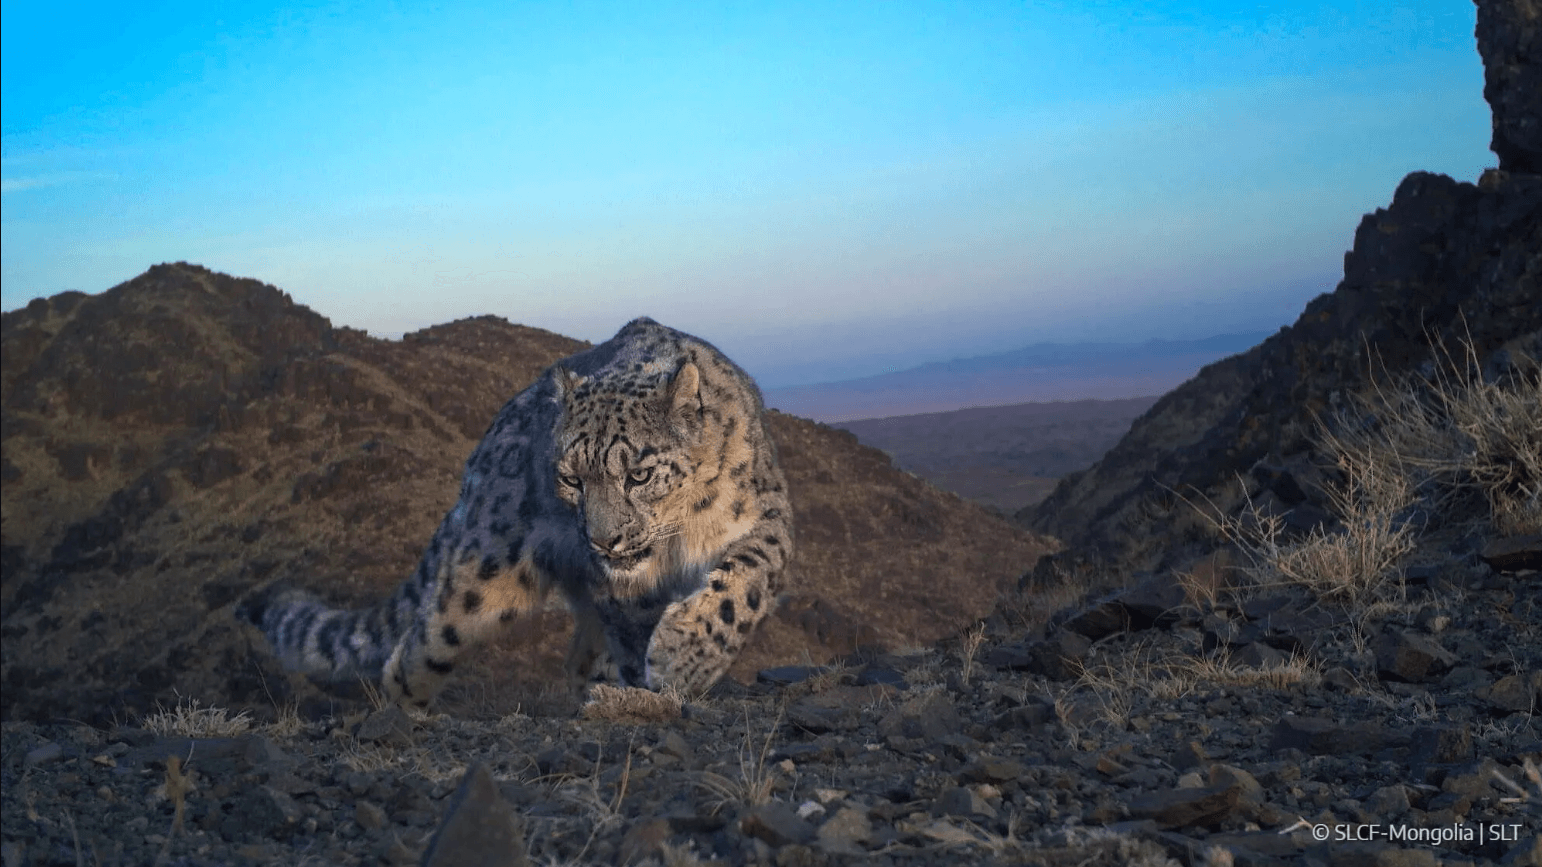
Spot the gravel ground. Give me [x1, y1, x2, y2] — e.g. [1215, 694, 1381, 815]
[4, 561, 1539, 867]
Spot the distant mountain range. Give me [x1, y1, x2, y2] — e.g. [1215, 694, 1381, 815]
[835, 396, 1161, 514]
[762, 332, 1272, 422]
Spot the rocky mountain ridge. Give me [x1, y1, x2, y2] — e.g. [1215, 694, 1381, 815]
[1, 263, 1051, 724]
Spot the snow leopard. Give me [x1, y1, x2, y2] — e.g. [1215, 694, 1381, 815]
[243, 317, 793, 708]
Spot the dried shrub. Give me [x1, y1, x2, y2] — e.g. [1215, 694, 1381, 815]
[580, 684, 684, 723]
[1325, 334, 1541, 536]
[141, 694, 253, 739]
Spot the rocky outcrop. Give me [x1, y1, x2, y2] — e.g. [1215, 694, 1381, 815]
[1477, 0, 1541, 173]
[1024, 169, 1540, 569]
[1, 263, 1050, 723]
[1022, 3, 1542, 570]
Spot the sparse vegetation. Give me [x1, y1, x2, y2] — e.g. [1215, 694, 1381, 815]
[141, 694, 253, 739]
[800, 658, 850, 694]
[153, 755, 196, 867]
[1069, 644, 1321, 728]
[696, 709, 784, 812]
[1323, 334, 1541, 536]
[556, 740, 634, 833]
[10, 333, 1532, 867]
[358, 675, 389, 713]
[1189, 335, 1537, 615]
[898, 648, 947, 687]
[1225, 451, 1418, 609]
[958, 621, 988, 686]
[263, 699, 306, 738]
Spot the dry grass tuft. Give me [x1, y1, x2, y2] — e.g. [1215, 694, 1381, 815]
[1195, 445, 1417, 612]
[696, 708, 783, 812]
[331, 736, 472, 784]
[580, 684, 684, 723]
[897, 647, 946, 687]
[150, 754, 198, 866]
[1172, 650, 1321, 693]
[1325, 333, 1541, 536]
[141, 694, 253, 738]
[894, 812, 1029, 856]
[1269, 453, 1416, 606]
[958, 622, 988, 687]
[1070, 644, 1321, 727]
[1174, 551, 1236, 612]
[358, 675, 389, 713]
[261, 700, 306, 738]
[652, 840, 714, 866]
[800, 659, 851, 694]
[556, 740, 635, 832]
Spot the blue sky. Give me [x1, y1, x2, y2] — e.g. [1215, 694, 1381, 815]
[2, 1, 1490, 387]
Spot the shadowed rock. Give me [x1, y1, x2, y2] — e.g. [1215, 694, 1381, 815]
[1479, 673, 1542, 714]
[1270, 716, 1407, 756]
[739, 801, 815, 847]
[1374, 630, 1458, 683]
[1481, 534, 1542, 572]
[1125, 784, 1241, 830]
[356, 706, 415, 747]
[420, 762, 527, 867]
[1409, 725, 1474, 766]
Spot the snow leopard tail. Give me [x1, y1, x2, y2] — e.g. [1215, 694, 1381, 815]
[237, 569, 429, 682]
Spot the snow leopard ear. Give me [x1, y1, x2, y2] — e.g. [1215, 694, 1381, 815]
[553, 366, 585, 402]
[666, 362, 702, 430]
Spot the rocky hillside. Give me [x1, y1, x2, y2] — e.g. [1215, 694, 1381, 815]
[0, 264, 1051, 725]
[1021, 0, 1542, 575]
[3, 561, 1537, 866]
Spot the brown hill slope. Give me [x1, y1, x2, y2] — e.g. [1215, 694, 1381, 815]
[0, 264, 1051, 723]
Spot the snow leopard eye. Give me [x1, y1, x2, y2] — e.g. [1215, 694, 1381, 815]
[627, 467, 653, 485]
[559, 473, 582, 489]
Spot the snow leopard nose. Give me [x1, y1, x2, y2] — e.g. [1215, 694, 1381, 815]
[592, 536, 640, 558]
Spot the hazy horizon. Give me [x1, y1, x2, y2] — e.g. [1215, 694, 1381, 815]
[3, 2, 1493, 388]
[762, 330, 1270, 419]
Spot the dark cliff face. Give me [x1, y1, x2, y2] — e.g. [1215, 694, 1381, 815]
[1023, 0, 1542, 571]
[1476, 0, 1541, 174]
[0, 263, 1050, 723]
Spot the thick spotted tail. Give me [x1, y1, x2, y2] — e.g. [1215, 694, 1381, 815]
[238, 575, 428, 683]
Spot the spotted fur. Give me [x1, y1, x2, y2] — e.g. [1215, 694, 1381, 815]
[244, 318, 793, 709]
